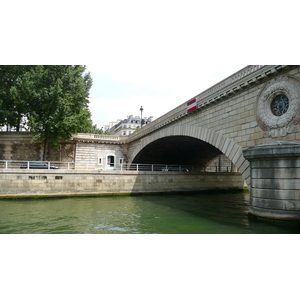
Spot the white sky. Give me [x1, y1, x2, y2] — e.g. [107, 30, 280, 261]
[86, 63, 246, 129]
[2, 0, 298, 130]
[83, 0, 248, 128]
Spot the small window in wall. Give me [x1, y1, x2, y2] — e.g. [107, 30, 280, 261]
[98, 157, 103, 165]
[107, 155, 115, 167]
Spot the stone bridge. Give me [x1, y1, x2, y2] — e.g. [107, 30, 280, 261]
[73, 65, 300, 220]
[119, 65, 300, 188]
[2, 65, 300, 219]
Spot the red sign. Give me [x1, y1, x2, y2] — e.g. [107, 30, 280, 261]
[187, 98, 197, 113]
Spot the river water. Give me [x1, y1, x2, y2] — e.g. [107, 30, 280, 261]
[1, 191, 300, 234]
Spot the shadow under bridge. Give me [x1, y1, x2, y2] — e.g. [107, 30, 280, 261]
[131, 136, 223, 171]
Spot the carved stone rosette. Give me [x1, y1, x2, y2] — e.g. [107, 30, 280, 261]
[256, 75, 300, 137]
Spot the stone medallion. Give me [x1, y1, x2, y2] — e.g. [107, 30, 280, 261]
[256, 75, 300, 137]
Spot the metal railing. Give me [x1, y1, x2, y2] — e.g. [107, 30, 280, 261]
[118, 164, 192, 172]
[0, 160, 77, 170]
[205, 165, 238, 173]
[0, 160, 238, 172]
[0, 160, 194, 172]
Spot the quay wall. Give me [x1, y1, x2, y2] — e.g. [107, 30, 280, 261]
[0, 170, 245, 198]
[0, 132, 75, 162]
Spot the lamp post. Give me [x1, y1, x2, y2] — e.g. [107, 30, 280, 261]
[140, 106, 143, 127]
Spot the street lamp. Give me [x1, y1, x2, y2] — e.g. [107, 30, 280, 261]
[140, 106, 143, 127]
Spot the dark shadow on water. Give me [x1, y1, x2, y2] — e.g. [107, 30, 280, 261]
[247, 214, 300, 234]
[134, 191, 300, 234]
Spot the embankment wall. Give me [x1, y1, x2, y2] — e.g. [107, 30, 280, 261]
[0, 170, 245, 198]
[0, 132, 75, 161]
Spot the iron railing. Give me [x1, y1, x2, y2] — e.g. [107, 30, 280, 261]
[0, 160, 194, 172]
[0, 160, 237, 172]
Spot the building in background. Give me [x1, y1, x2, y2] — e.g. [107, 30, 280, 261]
[0, 116, 29, 132]
[105, 115, 153, 136]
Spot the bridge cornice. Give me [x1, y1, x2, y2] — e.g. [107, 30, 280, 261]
[125, 65, 294, 144]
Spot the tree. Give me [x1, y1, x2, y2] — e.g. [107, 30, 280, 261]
[85, 124, 106, 134]
[0, 65, 34, 130]
[14, 65, 93, 160]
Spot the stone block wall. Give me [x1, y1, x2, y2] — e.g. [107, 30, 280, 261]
[0, 132, 75, 162]
[75, 142, 127, 169]
[11, 142, 41, 161]
[0, 170, 244, 198]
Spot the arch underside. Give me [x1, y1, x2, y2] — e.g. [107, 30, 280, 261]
[132, 136, 222, 168]
[129, 126, 250, 186]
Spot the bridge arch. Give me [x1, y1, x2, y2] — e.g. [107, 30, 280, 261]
[129, 125, 250, 185]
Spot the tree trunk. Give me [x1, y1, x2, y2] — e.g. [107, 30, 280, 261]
[42, 138, 48, 161]
[16, 115, 21, 132]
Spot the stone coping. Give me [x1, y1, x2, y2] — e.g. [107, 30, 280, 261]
[0, 169, 240, 175]
[243, 141, 300, 160]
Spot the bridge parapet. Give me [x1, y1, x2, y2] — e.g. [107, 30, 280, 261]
[196, 65, 264, 101]
[126, 65, 290, 143]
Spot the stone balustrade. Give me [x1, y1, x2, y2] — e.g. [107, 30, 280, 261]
[72, 133, 127, 143]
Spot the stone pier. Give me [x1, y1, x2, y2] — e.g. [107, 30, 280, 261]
[243, 141, 300, 220]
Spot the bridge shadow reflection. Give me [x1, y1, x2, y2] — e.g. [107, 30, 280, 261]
[134, 191, 300, 234]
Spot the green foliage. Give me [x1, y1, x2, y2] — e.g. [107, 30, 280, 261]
[0, 65, 34, 129]
[0, 65, 94, 159]
[85, 123, 106, 134]
[23, 66, 92, 143]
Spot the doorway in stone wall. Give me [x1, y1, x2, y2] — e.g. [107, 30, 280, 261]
[107, 155, 115, 167]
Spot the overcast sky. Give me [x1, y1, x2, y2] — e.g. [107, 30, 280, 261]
[82, 1, 248, 128]
[3, 0, 296, 131]
[86, 63, 246, 129]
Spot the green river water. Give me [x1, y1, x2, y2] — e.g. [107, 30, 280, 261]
[1, 191, 300, 234]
